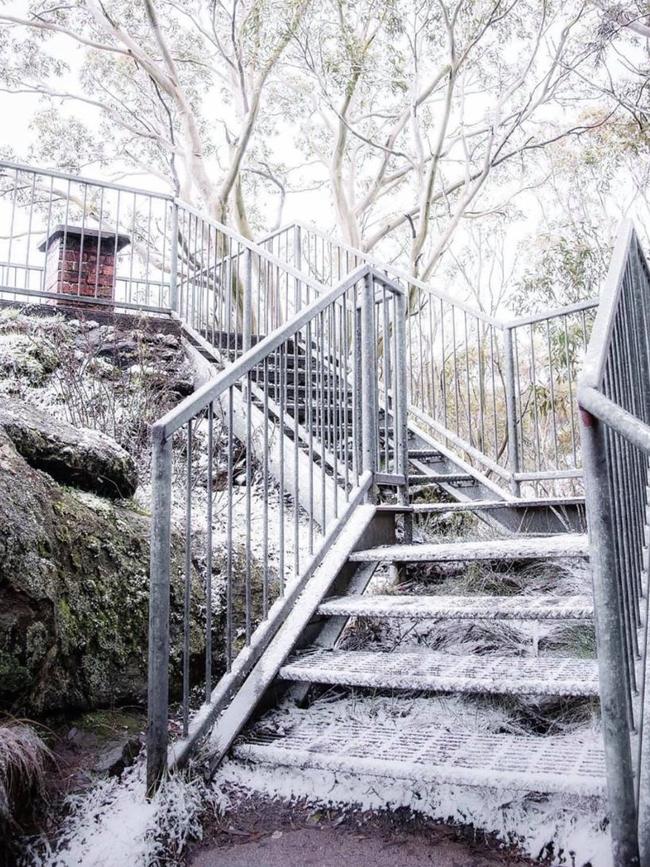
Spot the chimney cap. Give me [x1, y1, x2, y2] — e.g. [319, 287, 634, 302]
[38, 224, 130, 252]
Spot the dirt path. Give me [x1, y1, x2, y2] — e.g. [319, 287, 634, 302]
[189, 791, 534, 867]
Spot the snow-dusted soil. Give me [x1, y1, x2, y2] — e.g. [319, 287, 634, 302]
[188, 787, 536, 866]
[215, 760, 610, 866]
[21, 760, 228, 867]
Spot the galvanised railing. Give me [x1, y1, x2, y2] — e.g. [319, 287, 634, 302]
[146, 264, 408, 789]
[266, 221, 598, 496]
[0, 159, 597, 497]
[0, 161, 175, 312]
[0, 162, 324, 339]
[174, 204, 328, 355]
[578, 222, 650, 867]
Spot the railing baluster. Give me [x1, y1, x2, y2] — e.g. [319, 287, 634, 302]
[503, 326, 521, 496]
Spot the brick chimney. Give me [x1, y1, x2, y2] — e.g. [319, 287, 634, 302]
[38, 225, 130, 305]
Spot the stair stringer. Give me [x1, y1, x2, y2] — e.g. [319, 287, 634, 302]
[183, 327, 343, 530]
[206, 501, 380, 772]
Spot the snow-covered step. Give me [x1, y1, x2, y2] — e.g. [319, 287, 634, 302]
[349, 534, 589, 563]
[318, 593, 594, 621]
[278, 649, 600, 697]
[408, 473, 476, 486]
[407, 448, 443, 460]
[376, 497, 585, 514]
[233, 717, 606, 796]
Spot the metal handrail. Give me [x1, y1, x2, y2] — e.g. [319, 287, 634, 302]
[264, 220, 597, 494]
[147, 263, 409, 790]
[0, 158, 175, 199]
[279, 219, 502, 326]
[578, 220, 650, 867]
[155, 264, 380, 436]
[276, 218, 600, 329]
[173, 201, 329, 303]
[581, 220, 636, 390]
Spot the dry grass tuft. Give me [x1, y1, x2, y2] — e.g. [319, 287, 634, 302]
[0, 722, 51, 847]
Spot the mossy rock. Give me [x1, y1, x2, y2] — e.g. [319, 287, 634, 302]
[0, 431, 204, 716]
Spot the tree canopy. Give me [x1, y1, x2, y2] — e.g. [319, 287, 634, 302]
[0, 0, 648, 308]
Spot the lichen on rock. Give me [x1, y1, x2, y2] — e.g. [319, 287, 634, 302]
[0, 398, 138, 498]
[0, 429, 205, 715]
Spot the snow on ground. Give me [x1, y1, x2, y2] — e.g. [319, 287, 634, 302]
[217, 694, 610, 867]
[217, 758, 611, 867]
[23, 761, 228, 867]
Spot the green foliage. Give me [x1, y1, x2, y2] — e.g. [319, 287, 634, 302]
[512, 228, 611, 314]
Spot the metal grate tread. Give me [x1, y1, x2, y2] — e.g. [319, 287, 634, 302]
[408, 473, 475, 484]
[376, 497, 585, 514]
[318, 593, 594, 621]
[349, 533, 589, 563]
[407, 448, 443, 459]
[278, 649, 600, 697]
[234, 717, 606, 796]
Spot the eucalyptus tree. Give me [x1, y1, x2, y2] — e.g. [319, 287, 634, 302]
[288, 0, 616, 279]
[0, 0, 310, 232]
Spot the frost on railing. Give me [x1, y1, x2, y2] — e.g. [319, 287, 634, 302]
[0, 161, 174, 311]
[578, 222, 650, 866]
[174, 205, 326, 355]
[146, 266, 408, 789]
[510, 304, 596, 495]
[270, 222, 598, 496]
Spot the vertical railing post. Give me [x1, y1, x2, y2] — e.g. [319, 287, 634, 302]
[395, 288, 411, 541]
[503, 325, 521, 496]
[169, 201, 179, 314]
[354, 305, 363, 480]
[146, 425, 173, 795]
[361, 270, 378, 500]
[294, 224, 303, 308]
[579, 406, 640, 867]
[243, 248, 253, 353]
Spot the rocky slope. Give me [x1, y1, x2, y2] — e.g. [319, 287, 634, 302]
[0, 306, 202, 716]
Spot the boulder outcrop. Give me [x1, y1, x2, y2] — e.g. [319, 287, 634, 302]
[0, 400, 137, 499]
[0, 430, 203, 715]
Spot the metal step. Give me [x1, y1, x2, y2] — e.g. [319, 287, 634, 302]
[278, 649, 599, 697]
[233, 717, 606, 796]
[318, 594, 594, 621]
[407, 448, 443, 460]
[349, 534, 589, 564]
[408, 472, 476, 486]
[377, 497, 585, 514]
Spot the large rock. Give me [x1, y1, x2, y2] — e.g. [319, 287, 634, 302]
[0, 399, 137, 498]
[0, 432, 204, 715]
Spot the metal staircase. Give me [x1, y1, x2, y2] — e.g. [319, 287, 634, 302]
[1, 160, 648, 865]
[224, 503, 603, 794]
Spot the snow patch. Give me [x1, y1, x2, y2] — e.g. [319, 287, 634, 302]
[218, 758, 611, 867]
[23, 762, 227, 867]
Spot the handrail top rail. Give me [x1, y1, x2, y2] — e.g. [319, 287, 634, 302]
[578, 385, 650, 454]
[271, 219, 599, 330]
[154, 263, 401, 438]
[174, 200, 332, 301]
[0, 158, 600, 334]
[580, 220, 641, 392]
[281, 219, 502, 327]
[0, 158, 175, 201]
[0, 158, 335, 305]
[506, 297, 599, 329]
